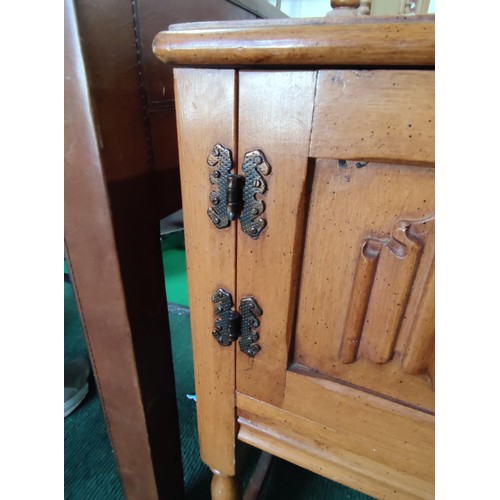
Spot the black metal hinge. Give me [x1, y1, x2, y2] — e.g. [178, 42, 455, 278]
[212, 288, 262, 358]
[207, 144, 271, 239]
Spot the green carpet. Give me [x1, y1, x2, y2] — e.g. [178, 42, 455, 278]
[161, 231, 189, 307]
[64, 281, 124, 499]
[64, 232, 372, 499]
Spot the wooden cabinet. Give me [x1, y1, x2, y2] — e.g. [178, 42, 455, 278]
[154, 14, 435, 500]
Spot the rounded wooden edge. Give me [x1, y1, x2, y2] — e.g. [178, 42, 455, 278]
[152, 17, 434, 67]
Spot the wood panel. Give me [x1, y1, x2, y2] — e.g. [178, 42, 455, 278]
[237, 374, 434, 499]
[236, 71, 317, 406]
[174, 68, 237, 476]
[358, 217, 434, 364]
[293, 159, 435, 411]
[402, 259, 435, 382]
[310, 70, 435, 164]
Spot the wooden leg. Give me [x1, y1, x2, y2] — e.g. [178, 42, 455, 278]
[242, 452, 273, 500]
[211, 471, 240, 500]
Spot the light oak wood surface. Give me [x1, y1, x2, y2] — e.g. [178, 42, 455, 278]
[174, 68, 238, 477]
[211, 472, 240, 500]
[236, 71, 316, 407]
[153, 16, 434, 67]
[237, 377, 434, 499]
[164, 15, 435, 500]
[310, 70, 435, 164]
[292, 159, 435, 412]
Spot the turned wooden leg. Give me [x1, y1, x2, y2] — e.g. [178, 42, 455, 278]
[211, 471, 240, 500]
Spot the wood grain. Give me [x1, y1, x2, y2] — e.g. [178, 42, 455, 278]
[293, 159, 435, 411]
[360, 218, 429, 364]
[402, 259, 435, 383]
[153, 16, 434, 67]
[168, 18, 435, 498]
[237, 380, 434, 499]
[174, 68, 237, 476]
[340, 240, 382, 363]
[310, 70, 435, 164]
[236, 71, 317, 406]
[211, 472, 240, 500]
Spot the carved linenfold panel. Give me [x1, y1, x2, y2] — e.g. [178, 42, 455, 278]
[292, 159, 435, 410]
[402, 259, 435, 385]
[360, 219, 427, 364]
[340, 215, 435, 367]
[340, 240, 382, 363]
[207, 144, 234, 229]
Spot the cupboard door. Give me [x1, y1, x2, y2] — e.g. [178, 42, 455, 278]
[236, 69, 435, 413]
[235, 69, 434, 498]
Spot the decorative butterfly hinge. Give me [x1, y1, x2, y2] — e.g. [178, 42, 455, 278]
[211, 288, 262, 358]
[207, 144, 271, 239]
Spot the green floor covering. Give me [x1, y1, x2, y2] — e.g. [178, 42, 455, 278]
[65, 232, 372, 500]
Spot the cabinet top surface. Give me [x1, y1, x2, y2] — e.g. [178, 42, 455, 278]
[153, 15, 434, 68]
